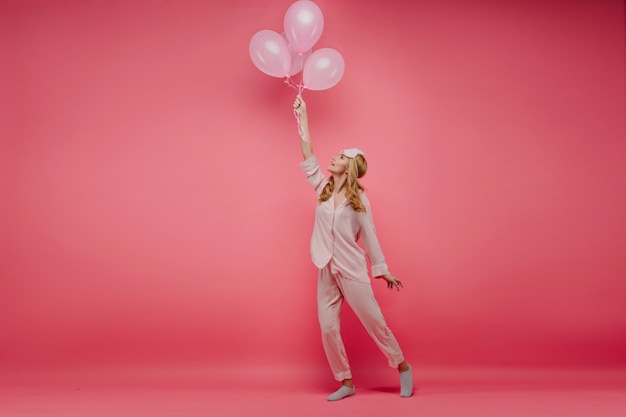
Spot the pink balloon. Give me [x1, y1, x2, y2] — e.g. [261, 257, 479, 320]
[249, 30, 291, 78]
[284, 0, 324, 54]
[303, 48, 345, 91]
[281, 33, 311, 76]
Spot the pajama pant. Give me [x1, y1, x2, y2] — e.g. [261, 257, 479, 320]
[317, 263, 405, 381]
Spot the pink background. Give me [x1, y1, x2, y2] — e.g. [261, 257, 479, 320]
[1, 0, 624, 380]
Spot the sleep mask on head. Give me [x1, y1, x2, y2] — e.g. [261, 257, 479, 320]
[341, 148, 366, 158]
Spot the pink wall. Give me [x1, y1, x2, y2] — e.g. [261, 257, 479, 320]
[1, 0, 624, 374]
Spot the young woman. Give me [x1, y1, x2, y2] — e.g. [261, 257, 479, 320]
[293, 95, 413, 401]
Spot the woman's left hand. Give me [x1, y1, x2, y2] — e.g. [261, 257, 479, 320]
[377, 274, 403, 291]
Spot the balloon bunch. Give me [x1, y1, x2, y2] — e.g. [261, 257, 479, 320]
[249, 0, 345, 94]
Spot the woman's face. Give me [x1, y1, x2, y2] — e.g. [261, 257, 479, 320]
[328, 153, 349, 175]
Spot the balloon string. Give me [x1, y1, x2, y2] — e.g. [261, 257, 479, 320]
[284, 77, 297, 91]
[288, 53, 306, 141]
[294, 107, 306, 142]
[287, 53, 307, 91]
[285, 76, 305, 93]
[297, 53, 305, 94]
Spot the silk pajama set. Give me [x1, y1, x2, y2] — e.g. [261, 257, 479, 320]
[300, 155, 405, 381]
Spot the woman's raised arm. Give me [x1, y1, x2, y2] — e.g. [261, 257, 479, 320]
[293, 95, 313, 160]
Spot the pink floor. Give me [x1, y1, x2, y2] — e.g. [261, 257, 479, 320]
[1, 366, 625, 417]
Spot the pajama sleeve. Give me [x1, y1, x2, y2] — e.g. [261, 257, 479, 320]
[299, 155, 328, 197]
[359, 194, 390, 278]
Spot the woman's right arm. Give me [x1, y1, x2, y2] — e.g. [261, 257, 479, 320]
[293, 95, 313, 160]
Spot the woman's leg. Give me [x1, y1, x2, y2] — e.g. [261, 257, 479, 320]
[336, 277, 405, 367]
[318, 266, 357, 400]
[337, 277, 413, 397]
[317, 266, 352, 382]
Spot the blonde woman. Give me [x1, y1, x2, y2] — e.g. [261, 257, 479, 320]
[293, 95, 413, 401]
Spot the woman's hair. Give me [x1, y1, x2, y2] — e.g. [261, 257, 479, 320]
[319, 154, 368, 212]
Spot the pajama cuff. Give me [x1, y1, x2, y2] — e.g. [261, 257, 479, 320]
[299, 155, 319, 175]
[372, 263, 390, 278]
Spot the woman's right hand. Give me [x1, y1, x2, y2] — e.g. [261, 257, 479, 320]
[293, 95, 307, 118]
[294, 95, 313, 159]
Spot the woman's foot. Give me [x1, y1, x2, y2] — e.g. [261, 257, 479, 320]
[327, 385, 355, 401]
[327, 380, 355, 401]
[398, 363, 413, 397]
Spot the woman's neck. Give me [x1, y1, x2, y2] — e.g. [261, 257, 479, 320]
[332, 174, 347, 194]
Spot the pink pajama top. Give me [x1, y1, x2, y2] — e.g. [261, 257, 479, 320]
[300, 155, 390, 283]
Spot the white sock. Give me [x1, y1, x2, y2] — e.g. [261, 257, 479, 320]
[327, 385, 355, 401]
[400, 364, 413, 397]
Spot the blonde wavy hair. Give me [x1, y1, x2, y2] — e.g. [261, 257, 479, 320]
[319, 154, 368, 212]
